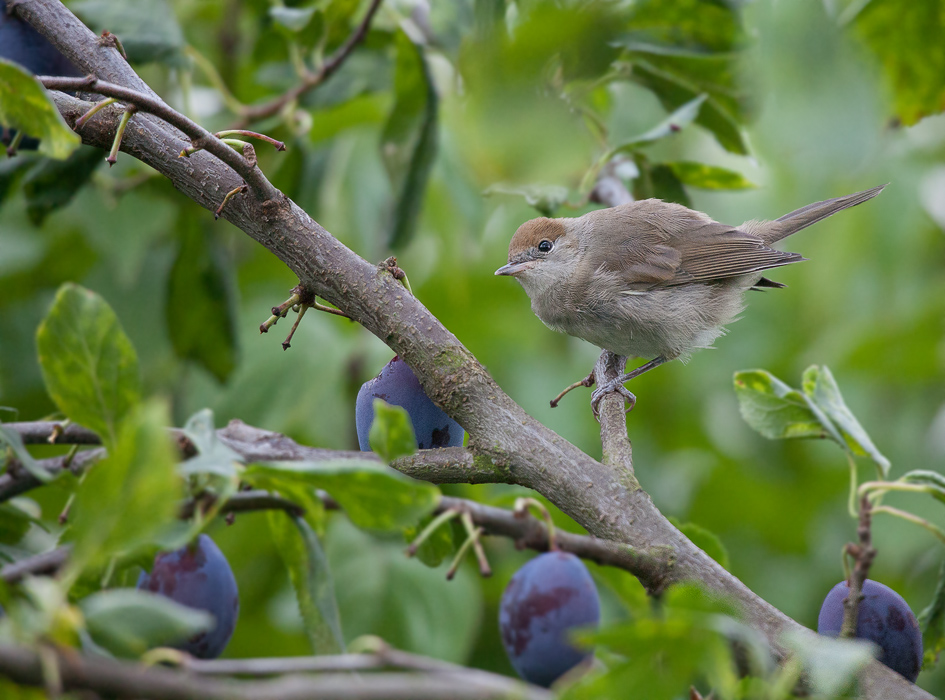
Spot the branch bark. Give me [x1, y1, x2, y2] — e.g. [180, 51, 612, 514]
[0, 644, 551, 700]
[5, 2, 933, 698]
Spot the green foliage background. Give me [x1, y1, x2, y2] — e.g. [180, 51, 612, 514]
[2, 0, 945, 694]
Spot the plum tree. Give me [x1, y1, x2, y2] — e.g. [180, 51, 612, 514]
[498, 551, 600, 687]
[818, 579, 923, 683]
[356, 356, 465, 450]
[136, 534, 239, 659]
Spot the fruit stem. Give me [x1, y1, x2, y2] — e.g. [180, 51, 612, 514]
[106, 106, 136, 166]
[6, 130, 24, 157]
[514, 497, 558, 551]
[214, 184, 248, 220]
[871, 505, 945, 546]
[445, 523, 483, 581]
[405, 508, 460, 557]
[75, 97, 117, 129]
[215, 130, 286, 152]
[282, 304, 309, 350]
[460, 511, 492, 577]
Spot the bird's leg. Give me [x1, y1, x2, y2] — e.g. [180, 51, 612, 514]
[591, 355, 668, 418]
[550, 372, 596, 408]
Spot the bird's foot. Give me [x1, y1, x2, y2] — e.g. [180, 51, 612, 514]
[590, 379, 637, 419]
[550, 372, 595, 408]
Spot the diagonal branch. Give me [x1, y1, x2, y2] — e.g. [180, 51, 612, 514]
[8, 3, 933, 698]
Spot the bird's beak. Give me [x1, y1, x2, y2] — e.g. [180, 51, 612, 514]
[495, 261, 535, 276]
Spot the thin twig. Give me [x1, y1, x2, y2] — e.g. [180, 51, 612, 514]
[235, 0, 385, 126]
[0, 643, 552, 700]
[39, 76, 278, 201]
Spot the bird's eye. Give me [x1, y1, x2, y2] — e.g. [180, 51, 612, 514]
[537, 240, 553, 253]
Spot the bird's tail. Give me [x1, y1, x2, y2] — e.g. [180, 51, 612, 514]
[756, 184, 887, 244]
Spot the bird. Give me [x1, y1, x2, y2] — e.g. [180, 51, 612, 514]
[495, 184, 886, 414]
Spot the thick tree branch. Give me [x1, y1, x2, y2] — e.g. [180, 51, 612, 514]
[0, 644, 551, 700]
[7, 3, 932, 697]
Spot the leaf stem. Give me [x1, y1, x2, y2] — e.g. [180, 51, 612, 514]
[871, 505, 945, 546]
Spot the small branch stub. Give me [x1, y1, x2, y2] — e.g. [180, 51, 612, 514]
[214, 184, 248, 220]
[514, 497, 558, 551]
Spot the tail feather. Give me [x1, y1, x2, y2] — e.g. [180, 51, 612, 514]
[756, 184, 887, 244]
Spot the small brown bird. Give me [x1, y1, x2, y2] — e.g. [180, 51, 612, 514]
[495, 185, 886, 413]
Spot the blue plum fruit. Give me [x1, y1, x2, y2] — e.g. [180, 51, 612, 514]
[817, 579, 922, 682]
[137, 534, 239, 659]
[355, 356, 465, 450]
[499, 551, 600, 687]
[1, 0, 82, 149]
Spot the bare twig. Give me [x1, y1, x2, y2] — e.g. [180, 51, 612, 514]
[235, 0, 385, 126]
[38, 76, 278, 202]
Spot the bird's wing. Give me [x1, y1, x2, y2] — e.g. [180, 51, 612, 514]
[668, 221, 805, 286]
[581, 201, 804, 290]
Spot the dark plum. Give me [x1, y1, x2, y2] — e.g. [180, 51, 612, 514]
[817, 579, 922, 682]
[1, 0, 82, 149]
[499, 551, 600, 687]
[137, 534, 239, 659]
[356, 356, 465, 450]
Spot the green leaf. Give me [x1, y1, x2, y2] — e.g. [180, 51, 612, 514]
[853, 0, 945, 126]
[670, 518, 730, 570]
[404, 513, 456, 568]
[381, 31, 439, 250]
[482, 183, 569, 217]
[733, 370, 827, 441]
[624, 0, 747, 54]
[780, 629, 876, 697]
[565, 616, 729, 699]
[0, 423, 49, 484]
[245, 459, 440, 532]
[613, 93, 707, 153]
[36, 283, 140, 448]
[308, 93, 390, 145]
[80, 588, 213, 658]
[72, 0, 185, 66]
[900, 470, 945, 504]
[632, 156, 692, 207]
[326, 518, 480, 662]
[22, 145, 103, 225]
[629, 61, 748, 155]
[269, 6, 318, 33]
[0, 60, 80, 159]
[165, 221, 239, 383]
[68, 400, 181, 571]
[666, 161, 755, 190]
[918, 560, 945, 670]
[802, 366, 890, 477]
[176, 409, 244, 479]
[0, 502, 34, 544]
[267, 511, 345, 654]
[368, 399, 417, 463]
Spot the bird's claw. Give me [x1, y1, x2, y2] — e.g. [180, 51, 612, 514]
[590, 379, 637, 419]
